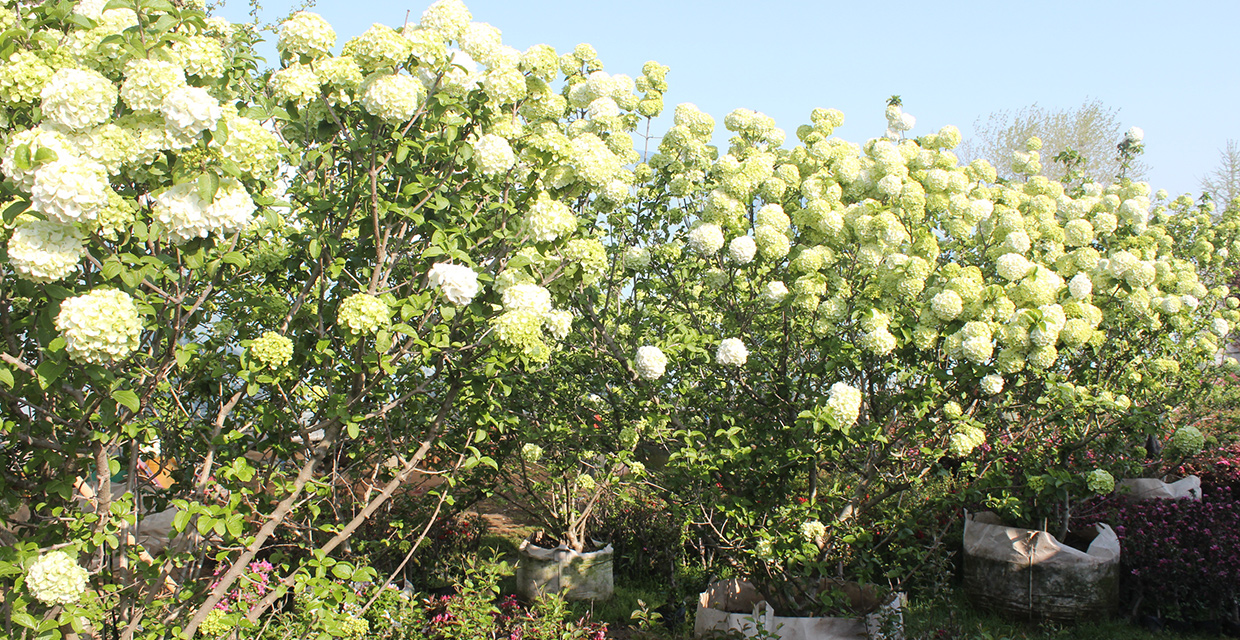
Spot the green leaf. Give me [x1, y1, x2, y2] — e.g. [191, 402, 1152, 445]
[346, 421, 360, 439]
[11, 611, 37, 629]
[172, 510, 190, 533]
[331, 563, 353, 580]
[33, 146, 59, 165]
[2, 200, 29, 223]
[197, 171, 220, 204]
[111, 389, 140, 413]
[35, 359, 67, 390]
[0, 366, 13, 388]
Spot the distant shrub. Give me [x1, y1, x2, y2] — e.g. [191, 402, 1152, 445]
[590, 490, 688, 585]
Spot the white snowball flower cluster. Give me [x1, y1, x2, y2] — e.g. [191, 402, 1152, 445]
[7, 219, 85, 283]
[218, 115, 282, 180]
[31, 157, 110, 225]
[40, 67, 116, 131]
[523, 193, 576, 242]
[996, 253, 1032, 281]
[470, 133, 515, 176]
[250, 331, 294, 370]
[361, 73, 423, 122]
[635, 345, 667, 380]
[153, 179, 256, 244]
[26, 551, 89, 605]
[344, 24, 413, 72]
[428, 263, 479, 305]
[420, 0, 472, 40]
[501, 283, 552, 314]
[762, 281, 789, 305]
[543, 309, 573, 340]
[1085, 469, 1115, 495]
[279, 11, 336, 58]
[825, 382, 862, 428]
[120, 59, 186, 113]
[162, 85, 221, 140]
[980, 374, 1005, 395]
[800, 519, 826, 545]
[520, 442, 543, 464]
[338, 293, 390, 336]
[55, 289, 143, 364]
[716, 338, 748, 366]
[687, 223, 724, 255]
[948, 425, 986, 457]
[1125, 127, 1144, 144]
[930, 290, 963, 321]
[270, 64, 321, 105]
[728, 236, 757, 264]
[170, 36, 225, 78]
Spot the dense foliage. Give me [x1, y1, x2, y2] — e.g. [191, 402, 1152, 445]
[1, 0, 1239, 636]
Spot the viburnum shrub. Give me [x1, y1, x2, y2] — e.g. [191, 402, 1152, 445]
[0, 0, 657, 636]
[1107, 497, 1240, 623]
[600, 91, 1240, 605]
[4, 0, 1240, 634]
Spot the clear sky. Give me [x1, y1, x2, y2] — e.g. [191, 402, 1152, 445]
[220, 0, 1240, 197]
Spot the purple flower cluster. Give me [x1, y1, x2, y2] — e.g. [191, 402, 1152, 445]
[1111, 496, 1240, 621]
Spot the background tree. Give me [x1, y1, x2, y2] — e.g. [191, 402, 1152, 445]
[957, 98, 1148, 183]
[1200, 139, 1240, 208]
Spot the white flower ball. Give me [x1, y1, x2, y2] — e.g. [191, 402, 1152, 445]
[120, 59, 186, 114]
[470, 133, 515, 176]
[420, 0, 472, 40]
[523, 193, 576, 242]
[1212, 317, 1230, 337]
[428, 262, 479, 305]
[728, 236, 757, 264]
[41, 68, 117, 131]
[31, 157, 110, 225]
[931, 290, 963, 321]
[980, 374, 1004, 395]
[716, 337, 748, 366]
[7, 219, 85, 283]
[501, 283, 552, 314]
[161, 85, 221, 139]
[55, 288, 143, 364]
[2, 128, 74, 192]
[270, 63, 321, 105]
[361, 74, 424, 122]
[762, 279, 791, 305]
[26, 551, 89, 605]
[154, 179, 255, 244]
[280, 11, 336, 58]
[1068, 273, 1093, 300]
[687, 223, 724, 255]
[543, 309, 573, 339]
[338, 293, 390, 336]
[800, 519, 826, 545]
[521, 442, 543, 464]
[635, 345, 667, 380]
[826, 381, 862, 427]
[1125, 126, 1144, 144]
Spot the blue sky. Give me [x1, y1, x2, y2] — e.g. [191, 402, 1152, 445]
[221, 0, 1240, 197]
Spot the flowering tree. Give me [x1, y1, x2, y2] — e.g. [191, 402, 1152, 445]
[0, 0, 649, 637]
[601, 97, 1240, 606]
